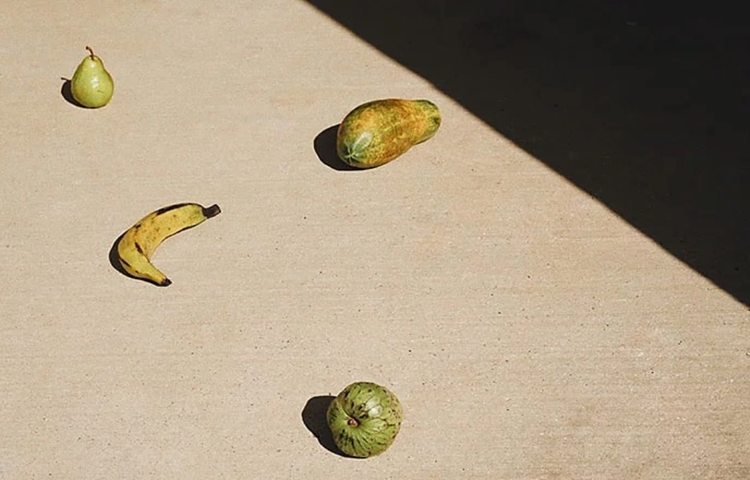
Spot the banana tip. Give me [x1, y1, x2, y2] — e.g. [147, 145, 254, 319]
[159, 278, 173, 287]
[203, 204, 221, 218]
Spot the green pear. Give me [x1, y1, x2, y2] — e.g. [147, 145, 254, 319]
[71, 46, 114, 108]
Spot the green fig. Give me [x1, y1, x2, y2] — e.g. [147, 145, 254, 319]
[326, 381, 403, 458]
[71, 46, 114, 108]
[336, 98, 441, 168]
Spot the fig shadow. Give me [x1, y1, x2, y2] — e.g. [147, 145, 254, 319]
[313, 124, 359, 171]
[301, 395, 356, 458]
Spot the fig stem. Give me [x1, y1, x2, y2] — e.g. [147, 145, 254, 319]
[347, 418, 358, 427]
[85, 46, 95, 59]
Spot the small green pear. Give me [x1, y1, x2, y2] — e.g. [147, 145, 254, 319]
[71, 46, 114, 108]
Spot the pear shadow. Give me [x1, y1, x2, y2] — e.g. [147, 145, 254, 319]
[313, 124, 360, 171]
[60, 77, 85, 108]
[301, 395, 356, 458]
[108, 232, 168, 287]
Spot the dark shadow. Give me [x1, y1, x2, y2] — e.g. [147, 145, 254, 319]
[301, 395, 354, 457]
[306, 0, 750, 305]
[60, 77, 84, 108]
[108, 232, 130, 277]
[314, 124, 360, 171]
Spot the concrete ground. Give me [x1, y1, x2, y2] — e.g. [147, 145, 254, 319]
[1, 1, 748, 478]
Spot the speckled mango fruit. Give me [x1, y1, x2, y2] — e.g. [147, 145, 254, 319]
[336, 99, 441, 168]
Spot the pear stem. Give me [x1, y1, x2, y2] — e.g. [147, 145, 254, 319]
[85, 46, 95, 59]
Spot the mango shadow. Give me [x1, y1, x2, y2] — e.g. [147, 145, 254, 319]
[313, 124, 360, 171]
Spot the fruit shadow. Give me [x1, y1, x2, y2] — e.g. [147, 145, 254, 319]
[301, 395, 356, 458]
[313, 124, 360, 171]
[60, 77, 85, 108]
[107, 232, 166, 287]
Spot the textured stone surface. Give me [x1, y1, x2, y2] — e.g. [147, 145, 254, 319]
[0, 1, 748, 478]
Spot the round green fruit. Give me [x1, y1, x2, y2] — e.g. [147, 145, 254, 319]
[326, 381, 403, 458]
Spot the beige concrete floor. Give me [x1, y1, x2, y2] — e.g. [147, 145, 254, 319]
[1, 1, 748, 478]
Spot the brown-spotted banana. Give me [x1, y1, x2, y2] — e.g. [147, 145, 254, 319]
[114, 203, 221, 286]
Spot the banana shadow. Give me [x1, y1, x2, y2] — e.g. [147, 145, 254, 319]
[301, 395, 356, 458]
[108, 232, 167, 287]
[313, 124, 360, 171]
[60, 77, 85, 108]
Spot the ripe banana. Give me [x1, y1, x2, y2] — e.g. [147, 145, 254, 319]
[114, 202, 221, 286]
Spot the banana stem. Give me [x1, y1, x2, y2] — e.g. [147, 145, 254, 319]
[203, 204, 222, 218]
